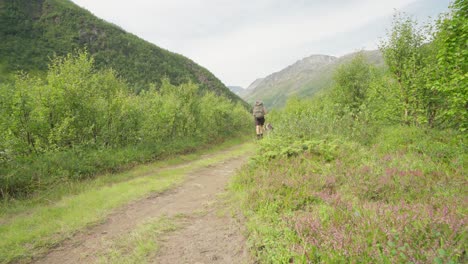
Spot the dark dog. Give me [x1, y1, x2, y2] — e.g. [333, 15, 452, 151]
[264, 123, 273, 131]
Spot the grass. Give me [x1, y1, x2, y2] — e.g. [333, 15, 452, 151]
[230, 127, 466, 263]
[97, 215, 186, 264]
[0, 139, 254, 263]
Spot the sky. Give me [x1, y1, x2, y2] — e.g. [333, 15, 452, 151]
[70, 0, 451, 88]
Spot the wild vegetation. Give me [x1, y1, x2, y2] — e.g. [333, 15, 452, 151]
[0, 51, 251, 199]
[0, 0, 244, 103]
[231, 1, 467, 263]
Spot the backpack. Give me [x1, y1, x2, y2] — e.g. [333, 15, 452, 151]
[253, 103, 265, 118]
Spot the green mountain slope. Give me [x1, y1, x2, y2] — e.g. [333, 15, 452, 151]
[244, 50, 383, 108]
[0, 0, 244, 103]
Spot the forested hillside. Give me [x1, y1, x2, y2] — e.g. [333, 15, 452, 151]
[232, 1, 467, 262]
[243, 50, 383, 108]
[0, 0, 244, 104]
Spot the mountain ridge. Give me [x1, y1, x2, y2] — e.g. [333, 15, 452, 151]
[246, 78, 265, 90]
[243, 50, 383, 108]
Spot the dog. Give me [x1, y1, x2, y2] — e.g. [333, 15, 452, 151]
[264, 123, 274, 132]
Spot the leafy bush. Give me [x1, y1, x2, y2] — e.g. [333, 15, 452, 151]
[0, 51, 251, 198]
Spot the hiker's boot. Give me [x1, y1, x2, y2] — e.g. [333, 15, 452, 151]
[256, 134, 261, 140]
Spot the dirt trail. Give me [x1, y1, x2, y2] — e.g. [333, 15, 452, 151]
[152, 205, 248, 264]
[34, 150, 251, 264]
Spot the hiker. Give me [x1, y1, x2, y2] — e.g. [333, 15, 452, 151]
[253, 100, 267, 139]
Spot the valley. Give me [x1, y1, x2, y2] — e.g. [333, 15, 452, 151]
[0, 0, 466, 263]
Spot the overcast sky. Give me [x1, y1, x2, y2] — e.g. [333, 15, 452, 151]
[71, 0, 451, 87]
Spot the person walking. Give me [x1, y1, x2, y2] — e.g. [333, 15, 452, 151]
[253, 100, 267, 139]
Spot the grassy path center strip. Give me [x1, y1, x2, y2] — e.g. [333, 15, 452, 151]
[97, 215, 186, 264]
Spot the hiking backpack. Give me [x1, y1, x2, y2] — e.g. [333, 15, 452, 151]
[253, 103, 265, 118]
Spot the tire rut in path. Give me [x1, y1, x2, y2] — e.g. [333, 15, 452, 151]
[153, 201, 248, 264]
[34, 154, 250, 264]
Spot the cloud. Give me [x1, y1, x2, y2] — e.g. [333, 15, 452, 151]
[71, 0, 450, 87]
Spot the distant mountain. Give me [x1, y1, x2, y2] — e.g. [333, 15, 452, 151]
[0, 0, 245, 105]
[227, 86, 245, 96]
[246, 78, 265, 90]
[243, 50, 383, 108]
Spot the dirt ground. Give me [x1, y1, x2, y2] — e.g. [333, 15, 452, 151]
[33, 153, 251, 264]
[152, 195, 248, 264]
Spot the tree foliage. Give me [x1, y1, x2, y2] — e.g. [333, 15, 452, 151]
[332, 53, 375, 118]
[431, 0, 468, 130]
[379, 14, 428, 125]
[376, 5, 467, 130]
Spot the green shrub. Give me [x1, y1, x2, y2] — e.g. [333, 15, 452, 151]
[0, 51, 251, 198]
